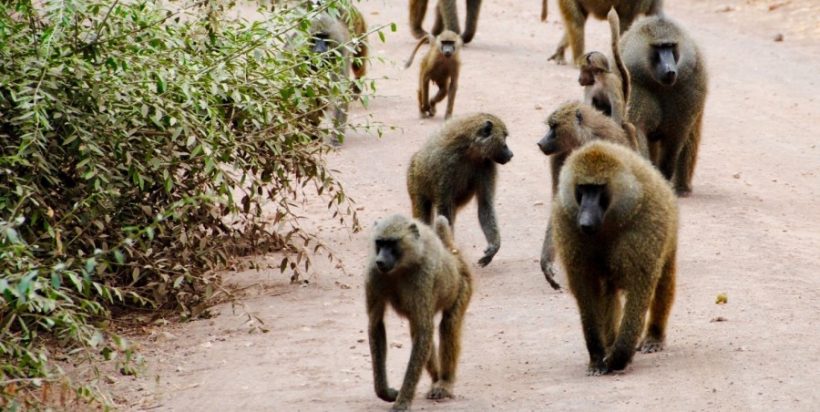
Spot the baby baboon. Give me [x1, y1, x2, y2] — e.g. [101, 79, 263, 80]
[621, 16, 708, 196]
[549, 0, 664, 66]
[307, 5, 368, 141]
[579, 9, 631, 125]
[407, 113, 513, 267]
[409, 0, 483, 44]
[552, 141, 678, 375]
[366, 214, 472, 411]
[536, 102, 637, 290]
[405, 30, 462, 119]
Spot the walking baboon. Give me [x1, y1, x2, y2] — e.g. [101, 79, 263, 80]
[366, 214, 473, 411]
[407, 113, 513, 267]
[409, 0, 483, 44]
[307, 4, 368, 141]
[405, 30, 462, 119]
[621, 16, 708, 196]
[552, 141, 678, 374]
[549, 0, 664, 66]
[536, 102, 637, 290]
[579, 9, 630, 125]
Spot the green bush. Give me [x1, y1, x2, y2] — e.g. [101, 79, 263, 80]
[0, 0, 372, 405]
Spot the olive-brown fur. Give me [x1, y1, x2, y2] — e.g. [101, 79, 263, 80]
[579, 9, 631, 126]
[552, 141, 678, 374]
[537, 102, 638, 289]
[366, 215, 472, 411]
[407, 113, 513, 267]
[549, 0, 663, 66]
[621, 16, 708, 196]
[409, 0, 483, 43]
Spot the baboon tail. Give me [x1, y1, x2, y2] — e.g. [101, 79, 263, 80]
[404, 35, 432, 69]
[607, 8, 630, 104]
[434, 215, 456, 250]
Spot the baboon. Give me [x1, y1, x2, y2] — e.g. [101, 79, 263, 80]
[307, 4, 368, 141]
[405, 30, 462, 120]
[549, 0, 664, 66]
[409, 0, 483, 44]
[366, 214, 473, 411]
[552, 140, 678, 375]
[579, 9, 631, 125]
[407, 113, 513, 267]
[621, 16, 708, 196]
[536, 102, 637, 290]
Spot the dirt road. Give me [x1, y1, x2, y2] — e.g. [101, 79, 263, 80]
[115, 0, 820, 410]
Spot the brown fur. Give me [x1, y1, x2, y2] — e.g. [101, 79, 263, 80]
[579, 9, 631, 125]
[405, 30, 463, 119]
[552, 141, 678, 374]
[536, 102, 638, 289]
[366, 215, 472, 411]
[407, 113, 514, 267]
[347, 5, 369, 80]
[621, 16, 708, 196]
[548, 0, 664, 66]
[307, 11, 353, 140]
[409, 0, 483, 44]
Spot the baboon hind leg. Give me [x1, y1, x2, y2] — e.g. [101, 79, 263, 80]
[427, 280, 472, 399]
[640, 251, 676, 353]
[433, 0, 460, 35]
[461, 0, 483, 44]
[410, 0, 430, 39]
[673, 112, 703, 197]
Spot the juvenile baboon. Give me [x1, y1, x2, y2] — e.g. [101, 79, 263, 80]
[621, 16, 708, 196]
[579, 9, 631, 125]
[552, 141, 678, 374]
[409, 0, 483, 44]
[536, 102, 637, 290]
[307, 5, 368, 141]
[407, 113, 513, 267]
[405, 30, 462, 119]
[366, 214, 473, 411]
[549, 0, 664, 66]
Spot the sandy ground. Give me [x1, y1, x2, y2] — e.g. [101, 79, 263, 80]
[111, 0, 820, 410]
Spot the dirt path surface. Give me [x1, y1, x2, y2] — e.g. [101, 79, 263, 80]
[115, 1, 820, 410]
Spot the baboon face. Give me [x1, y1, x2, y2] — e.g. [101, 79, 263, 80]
[575, 184, 610, 235]
[538, 106, 584, 156]
[578, 52, 609, 86]
[651, 42, 679, 86]
[372, 217, 420, 274]
[474, 120, 513, 164]
[436, 31, 462, 58]
[312, 32, 332, 53]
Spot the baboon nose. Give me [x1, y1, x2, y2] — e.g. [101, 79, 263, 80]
[376, 261, 388, 272]
[579, 222, 598, 235]
[663, 70, 677, 85]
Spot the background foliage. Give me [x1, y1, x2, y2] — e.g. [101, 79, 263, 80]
[0, 0, 371, 406]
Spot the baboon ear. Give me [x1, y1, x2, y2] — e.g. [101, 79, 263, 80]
[575, 109, 583, 124]
[408, 223, 420, 238]
[480, 120, 493, 138]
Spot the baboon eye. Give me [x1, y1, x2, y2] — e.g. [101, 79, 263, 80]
[408, 223, 420, 238]
[575, 109, 583, 124]
[481, 121, 493, 137]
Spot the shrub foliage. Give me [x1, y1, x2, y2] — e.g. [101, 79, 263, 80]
[0, 0, 368, 404]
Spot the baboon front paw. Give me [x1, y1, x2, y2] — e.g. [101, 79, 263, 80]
[586, 362, 609, 376]
[542, 264, 562, 290]
[377, 387, 399, 402]
[426, 385, 454, 400]
[548, 52, 566, 65]
[638, 337, 665, 353]
[477, 245, 499, 267]
[389, 401, 410, 412]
